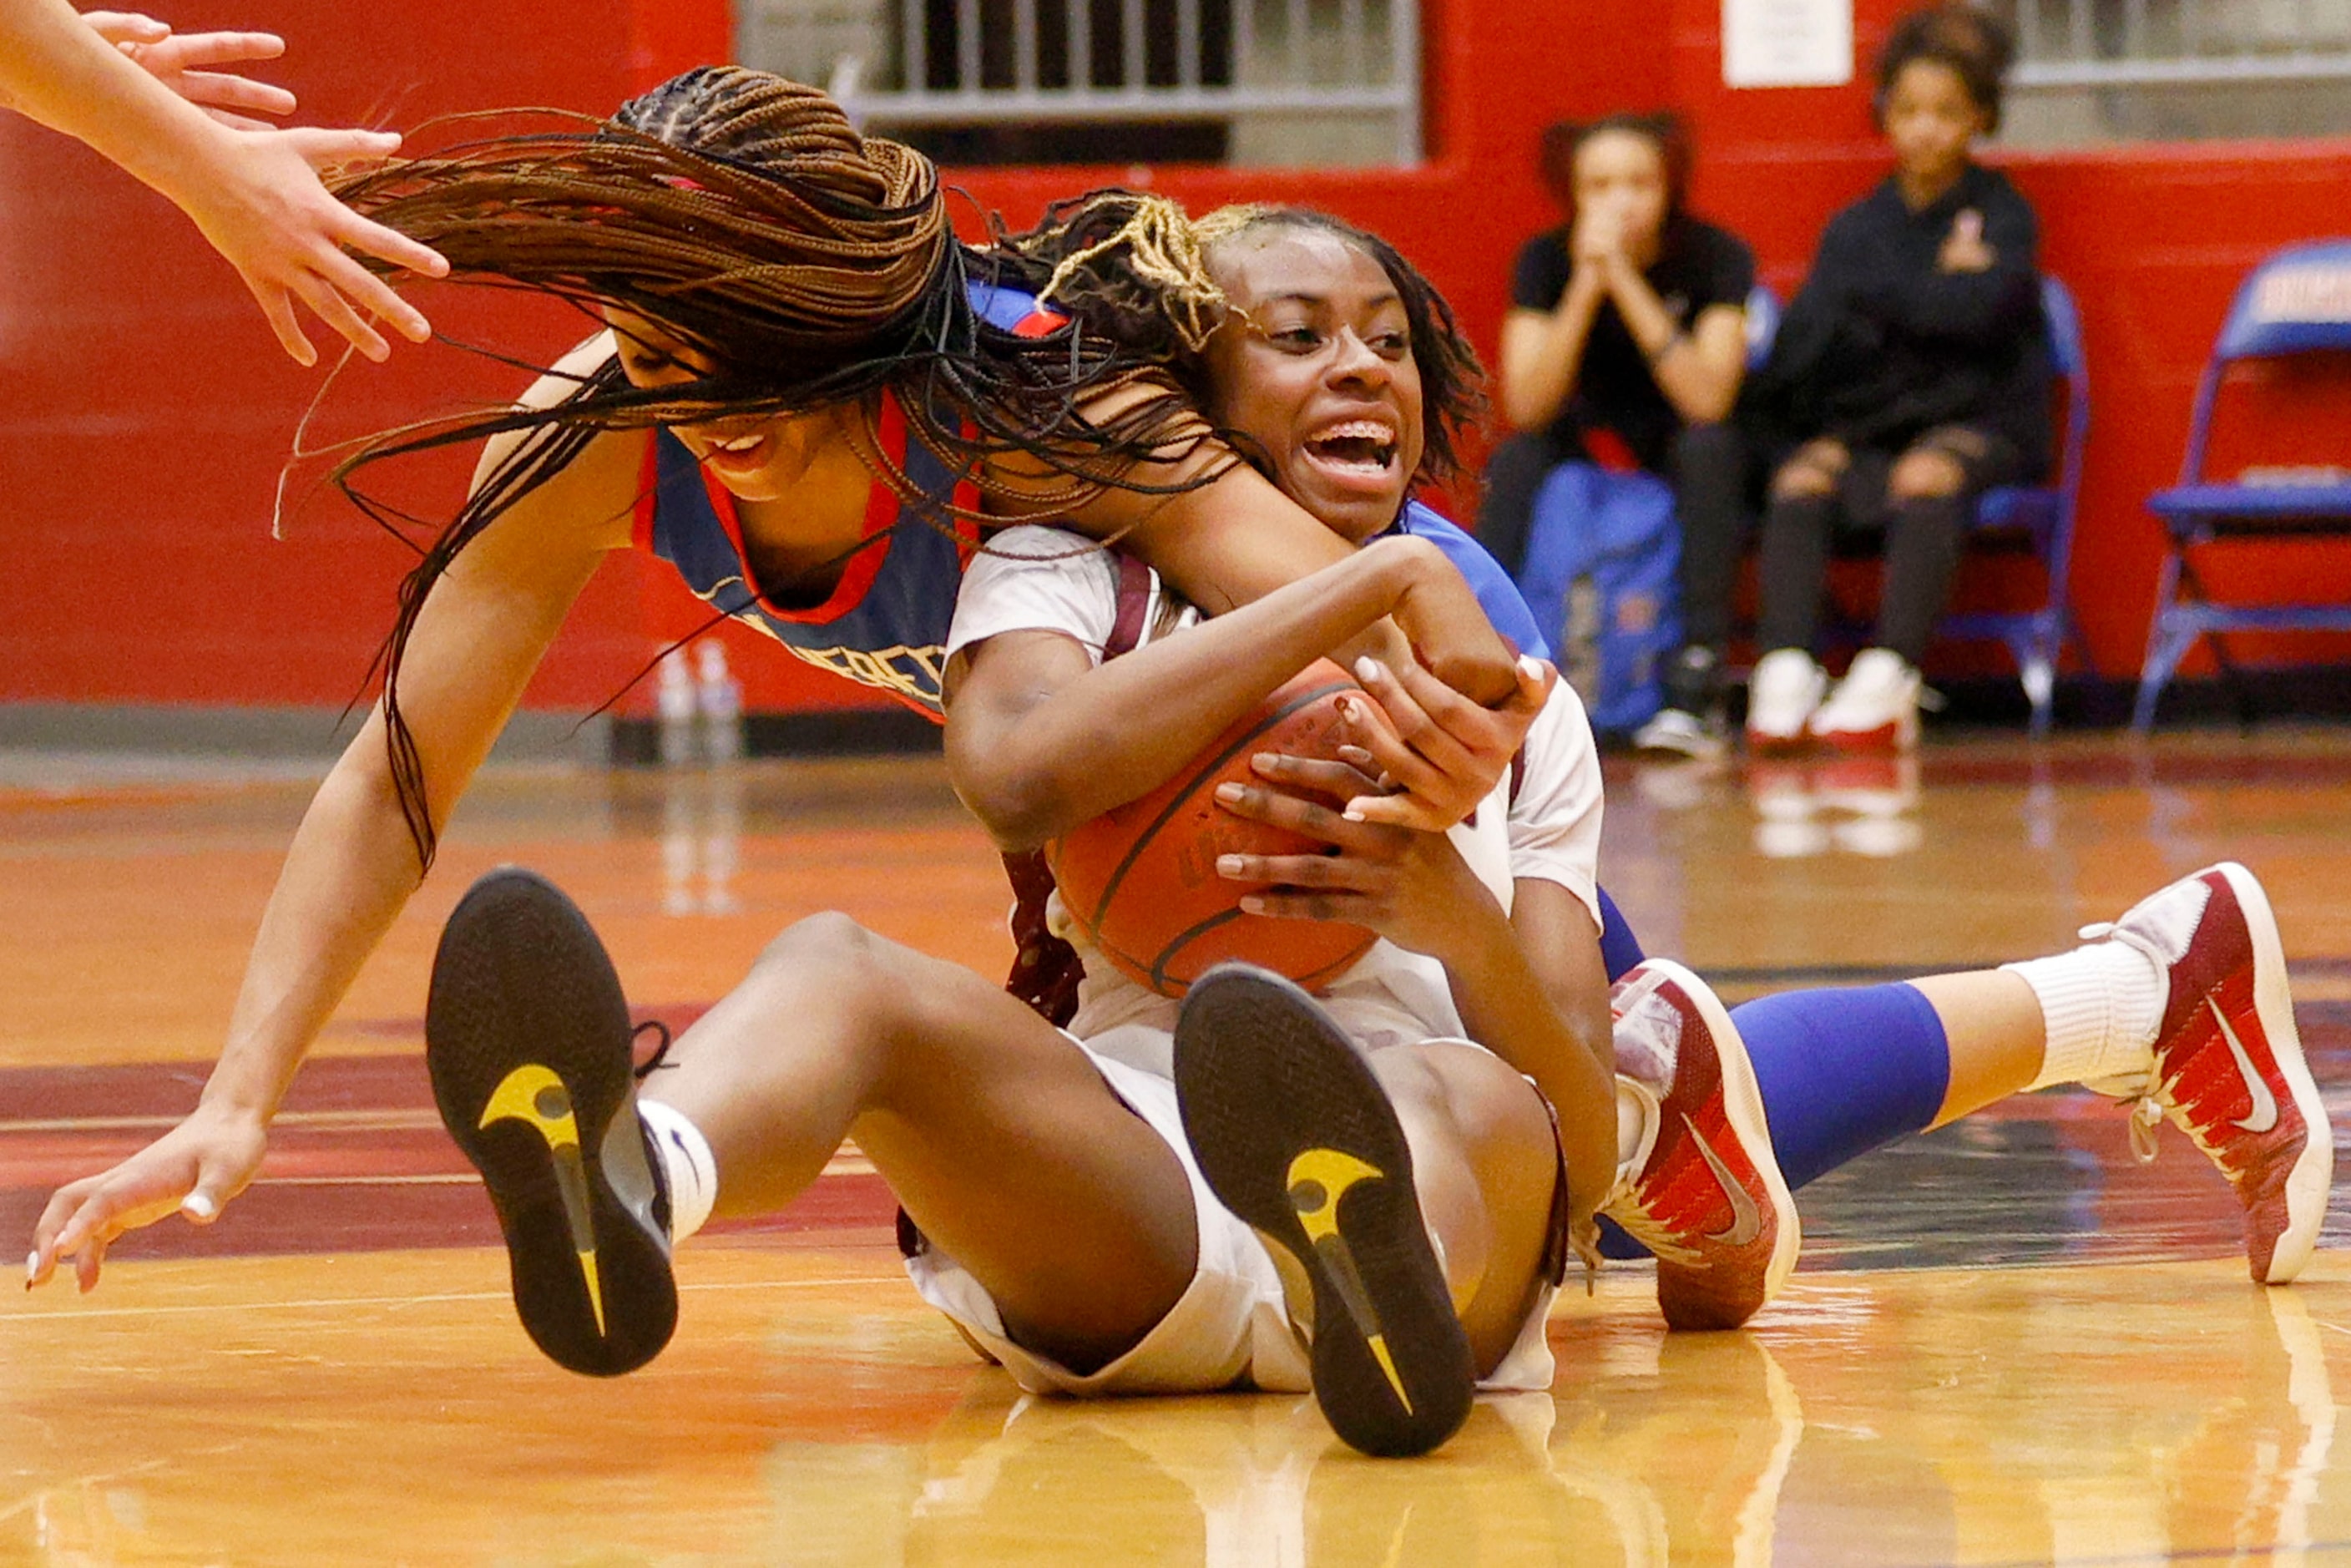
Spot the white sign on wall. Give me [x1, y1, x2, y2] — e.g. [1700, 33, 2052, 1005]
[1722, 0, 1855, 88]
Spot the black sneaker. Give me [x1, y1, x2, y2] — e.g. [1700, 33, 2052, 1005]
[1173, 964, 1474, 1458]
[426, 867, 676, 1377]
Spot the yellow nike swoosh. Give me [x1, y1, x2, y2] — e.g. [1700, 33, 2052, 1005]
[481, 1064, 606, 1336]
[1287, 1148, 1413, 1415]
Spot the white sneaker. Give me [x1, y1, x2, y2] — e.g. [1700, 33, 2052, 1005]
[1743, 650, 1826, 755]
[1809, 649, 1921, 753]
[1631, 706, 1726, 761]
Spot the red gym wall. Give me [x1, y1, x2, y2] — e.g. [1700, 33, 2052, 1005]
[3, 0, 2345, 717]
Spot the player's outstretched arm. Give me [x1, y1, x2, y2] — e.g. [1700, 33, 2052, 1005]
[26, 351, 638, 1294]
[947, 534, 1534, 849]
[990, 389, 1536, 826]
[0, 0, 448, 363]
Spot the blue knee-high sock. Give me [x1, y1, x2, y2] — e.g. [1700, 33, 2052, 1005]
[1596, 980, 1952, 1260]
[1595, 885, 1646, 982]
[1732, 983, 1951, 1191]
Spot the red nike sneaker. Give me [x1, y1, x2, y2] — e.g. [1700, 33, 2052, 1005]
[1605, 960, 1800, 1331]
[2096, 862, 2333, 1284]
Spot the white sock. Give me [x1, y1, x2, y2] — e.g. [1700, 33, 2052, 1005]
[2003, 939, 2166, 1091]
[636, 1098, 719, 1243]
[1613, 1078, 1661, 1189]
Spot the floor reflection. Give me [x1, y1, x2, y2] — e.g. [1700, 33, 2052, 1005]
[736, 1264, 2345, 1566]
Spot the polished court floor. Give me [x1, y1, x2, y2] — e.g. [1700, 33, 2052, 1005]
[6, 729, 2351, 1565]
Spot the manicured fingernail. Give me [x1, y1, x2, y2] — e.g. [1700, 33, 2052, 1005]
[1354, 656, 1383, 685]
[1519, 655, 1544, 680]
[1342, 806, 1368, 822]
[1215, 782, 1244, 802]
[1240, 896, 1266, 914]
[24, 1251, 38, 1284]
[182, 1192, 216, 1221]
[1216, 855, 1244, 876]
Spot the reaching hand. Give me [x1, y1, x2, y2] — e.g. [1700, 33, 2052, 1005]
[174, 123, 449, 365]
[1334, 654, 1555, 831]
[87, 11, 296, 129]
[28, 1102, 269, 1294]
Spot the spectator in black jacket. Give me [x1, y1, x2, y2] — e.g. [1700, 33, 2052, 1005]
[1738, 3, 2050, 754]
[1483, 113, 1758, 755]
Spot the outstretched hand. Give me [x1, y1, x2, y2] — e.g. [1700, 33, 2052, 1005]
[175, 124, 449, 365]
[1333, 654, 1555, 830]
[73, 9, 453, 365]
[88, 11, 296, 129]
[28, 1103, 268, 1294]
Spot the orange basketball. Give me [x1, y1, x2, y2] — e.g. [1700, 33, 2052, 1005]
[1049, 659, 1378, 998]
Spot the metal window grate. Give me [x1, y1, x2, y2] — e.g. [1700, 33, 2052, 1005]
[766, 0, 1422, 165]
[1989, 0, 2351, 90]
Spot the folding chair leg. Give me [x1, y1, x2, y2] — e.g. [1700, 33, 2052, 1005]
[2176, 557, 2257, 730]
[2133, 551, 2191, 734]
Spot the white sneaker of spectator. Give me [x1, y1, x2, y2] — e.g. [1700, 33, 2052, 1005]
[1810, 648, 1922, 753]
[1744, 650, 1827, 756]
[1631, 705, 1726, 761]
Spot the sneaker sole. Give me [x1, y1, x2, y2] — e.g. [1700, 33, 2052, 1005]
[1173, 964, 1474, 1458]
[1639, 959, 1802, 1307]
[427, 867, 676, 1376]
[2214, 862, 2333, 1285]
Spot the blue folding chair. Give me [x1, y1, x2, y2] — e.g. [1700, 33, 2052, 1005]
[1939, 275, 2091, 736]
[2134, 240, 2351, 731]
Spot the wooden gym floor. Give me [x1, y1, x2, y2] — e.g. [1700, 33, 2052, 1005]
[5, 728, 2351, 1565]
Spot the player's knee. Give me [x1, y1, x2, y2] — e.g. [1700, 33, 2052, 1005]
[1418, 1043, 1551, 1156]
[1889, 450, 1965, 500]
[751, 912, 892, 1004]
[1770, 461, 1837, 501]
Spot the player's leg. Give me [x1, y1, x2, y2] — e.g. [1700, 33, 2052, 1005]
[1595, 884, 1647, 984]
[644, 911, 1203, 1366]
[427, 870, 1198, 1379]
[1731, 862, 2330, 1282]
[1172, 966, 1490, 1457]
[1365, 1039, 1563, 1372]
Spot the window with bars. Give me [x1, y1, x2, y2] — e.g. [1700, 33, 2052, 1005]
[1984, 0, 2351, 143]
[738, 0, 1420, 166]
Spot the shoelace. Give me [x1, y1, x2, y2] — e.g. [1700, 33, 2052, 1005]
[631, 1019, 676, 1080]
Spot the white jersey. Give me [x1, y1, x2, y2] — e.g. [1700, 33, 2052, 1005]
[948, 524, 1607, 1067]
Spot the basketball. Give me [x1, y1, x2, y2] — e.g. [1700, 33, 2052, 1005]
[1049, 659, 1379, 998]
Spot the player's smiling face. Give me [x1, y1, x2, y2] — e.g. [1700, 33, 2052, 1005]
[1205, 228, 1425, 546]
[603, 307, 840, 503]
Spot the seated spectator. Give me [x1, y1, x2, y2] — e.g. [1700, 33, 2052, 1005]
[1484, 112, 1757, 755]
[1737, 3, 2051, 754]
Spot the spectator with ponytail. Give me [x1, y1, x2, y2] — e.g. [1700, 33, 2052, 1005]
[1484, 112, 1759, 753]
[1737, 3, 2050, 755]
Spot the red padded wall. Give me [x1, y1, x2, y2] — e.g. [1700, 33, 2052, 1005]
[5, 0, 2346, 713]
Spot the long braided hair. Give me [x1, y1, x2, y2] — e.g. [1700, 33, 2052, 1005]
[324, 69, 1240, 870]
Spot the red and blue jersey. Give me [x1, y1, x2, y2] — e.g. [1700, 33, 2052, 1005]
[630, 278, 1062, 719]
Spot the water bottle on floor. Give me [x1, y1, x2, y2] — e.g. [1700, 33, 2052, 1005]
[696, 641, 744, 764]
